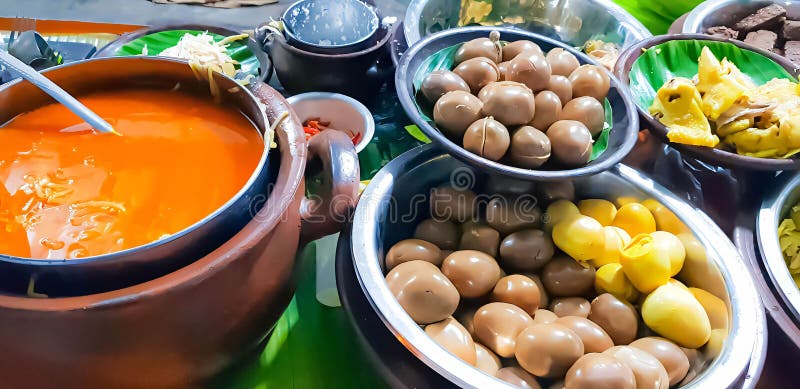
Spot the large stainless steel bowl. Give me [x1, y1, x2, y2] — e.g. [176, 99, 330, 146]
[758, 173, 800, 328]
[684, 0, 800, 34]
[404, 0, 651, 48]
[345, 144, 766, 388]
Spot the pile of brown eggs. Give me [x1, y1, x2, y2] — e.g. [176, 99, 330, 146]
[419, 31, 611, 169]
[384, 182, 726, 389]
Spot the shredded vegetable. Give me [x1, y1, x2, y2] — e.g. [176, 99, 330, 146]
[303, 118, 361, 145]
[158, 32, 246, 78]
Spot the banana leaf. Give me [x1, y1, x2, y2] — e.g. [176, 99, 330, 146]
[413, 42, 612, 162]
[611, 0, 704, 35]
[115, 30, 260, 79]
[628, 39, 796, 112]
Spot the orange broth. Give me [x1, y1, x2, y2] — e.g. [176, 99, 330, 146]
[0, 89, 264, 259]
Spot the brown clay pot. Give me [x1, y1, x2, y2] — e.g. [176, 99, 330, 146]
[0, 69, 359, 387]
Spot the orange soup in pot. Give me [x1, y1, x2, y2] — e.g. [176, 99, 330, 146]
[0, 89, 264, 259]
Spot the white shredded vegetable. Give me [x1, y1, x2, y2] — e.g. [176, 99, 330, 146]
[158, 32, 245, 78]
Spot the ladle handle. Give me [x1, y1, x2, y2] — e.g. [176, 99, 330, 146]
[0, 49, 116, 134]
[300, 130, 360, 243]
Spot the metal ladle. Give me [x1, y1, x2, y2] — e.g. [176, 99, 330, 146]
[0, 48, 117, 135]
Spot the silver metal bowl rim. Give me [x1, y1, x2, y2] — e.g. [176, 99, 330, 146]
[286, 91, 375, 153]
[350, 144, 765, 389]
[683, 0, 799, 34]
[0, 56, 269, 266]
[403, 0, 653, 47]
[282, 0, 380, 50]
[757, 172, 800, 323]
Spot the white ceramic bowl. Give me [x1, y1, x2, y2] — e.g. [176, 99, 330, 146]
[287, 92, 375, 153]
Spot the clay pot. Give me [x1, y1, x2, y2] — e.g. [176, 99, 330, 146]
[257, 23, 395, 102]
[0, 59, 359, 388]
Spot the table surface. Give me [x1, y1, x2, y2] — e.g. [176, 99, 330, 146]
[0, 0, 796, 387]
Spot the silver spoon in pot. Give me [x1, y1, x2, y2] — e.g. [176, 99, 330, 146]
[0, 49, 118, 135]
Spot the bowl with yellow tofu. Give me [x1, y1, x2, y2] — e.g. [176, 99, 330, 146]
[338, 143, 766, 388]
[615, 33, 800, 170]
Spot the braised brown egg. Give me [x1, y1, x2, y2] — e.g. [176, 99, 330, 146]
[430, 186, 477, 222]
[588, 293, 639, 345]
[463, 117, 511, 161]
[479, 81, 537, 126]
[385, 260, 460, 324]
[565, 353, 636, 389]
[509, 126, 552, 169]
[420, 70, 471, 104]
[555, 316, 614, 353]
[515, 323, 584, 378]
[473, 302, 534, 358]
[569, 64, 610, 101]
[455, 36, 502, 64]
[541, 256, 595, 296]
[499, 229, 555, 272]
[454, 57, 501, 93]
[546, 48, 580, 77]
[385, 238, 443, 270]
[547, 120, 593, 167]
[433, 90, 483, 139]
[425, 316, 478, 365]
[503, 40, 543, 61]
[507, 50, 552, 92]
[485, 194, 542, 235]
[531, 91, 562, 131]
[441, 250, 502, 298]
[413, 218, 460, 250]
[548, 75, 573, 106]
[491, 274, 541, 315]
[559, 96, 605, 137]
[550, 297, 591, 318]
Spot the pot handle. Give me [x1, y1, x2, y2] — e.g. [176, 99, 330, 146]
[300, 129, 360, 243]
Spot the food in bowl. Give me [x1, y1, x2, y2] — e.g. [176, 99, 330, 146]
[302, 118, 361, 145]
[777, 199, 800, 288]
[383, 184, 726, 387]
[703, 4, 800, 65]
[0, 88, 263, 259]
[649, 46, 800, 158]
[416, 31, 612, 170]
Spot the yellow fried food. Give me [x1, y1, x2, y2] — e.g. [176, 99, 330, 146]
[593, 226, 631, 267]
[612, 203, 656, 238]
[543, 200, 581, 233]
[641, 283, 712, 349]
[595, 263, 639, 302]
[649, 77, 719, 147]
[651, 231, 686, 276]
[641, 199, 689, 235]
[689, 287, 729, 331]
[578, 199, 617, 226]
[695, 46, 755, 120]
[778, 218, 800, 288]
[552, 215, 604, 261]
[619, 234, 671, 293]
[727, 78, 800, 158]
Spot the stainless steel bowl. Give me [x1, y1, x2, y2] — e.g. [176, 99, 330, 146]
[404, 0, 651, 48]
[282, 0, 380, 54]
[684, 0, 800, 34]
[347, 144, 765, 388]
[758, 173, 800, 325]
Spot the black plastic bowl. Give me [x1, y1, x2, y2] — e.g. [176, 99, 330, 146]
[395, 26, 639, 181]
